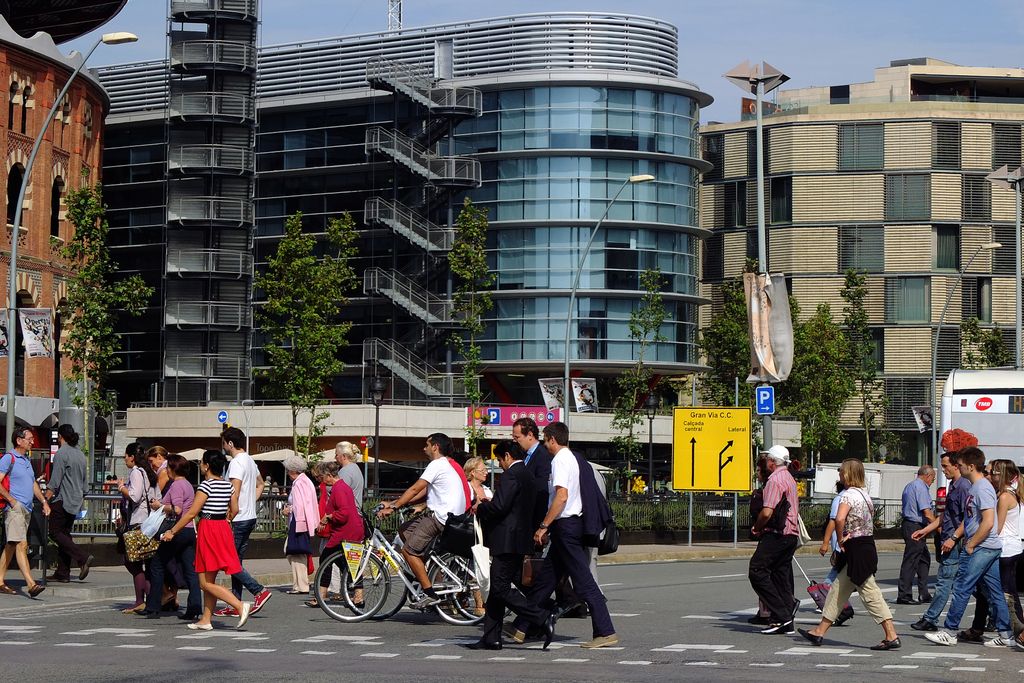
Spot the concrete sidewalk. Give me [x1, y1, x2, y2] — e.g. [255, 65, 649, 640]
[0, 540, 907, 603]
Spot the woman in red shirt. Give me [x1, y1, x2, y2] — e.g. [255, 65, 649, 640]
[308, 461, 364, 607]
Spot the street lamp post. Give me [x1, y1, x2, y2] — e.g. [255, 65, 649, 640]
[241, 399, 254, 453]
[562, 174, 655, 426]
[369, 375, 387, 493]
[986, 166, 1023, 368]
[4, 32, 138, 445]
[724, 61, 789, 449]
[931, 241, 1001, 479]
[644, 392, 658, 496]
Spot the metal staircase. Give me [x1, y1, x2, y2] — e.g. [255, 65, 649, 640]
[363, 268, 454, 325]
[362, 338, 464, 397]
[365, 56, 482, 118]
[365, 127, 481, 187]
[363, 197, 453, 252]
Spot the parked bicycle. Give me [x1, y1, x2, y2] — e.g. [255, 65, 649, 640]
[312, 504, 483, 626]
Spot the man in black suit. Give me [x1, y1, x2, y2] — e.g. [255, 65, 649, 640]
[512, 417, 552, 529]
[464, 440, 555, 651]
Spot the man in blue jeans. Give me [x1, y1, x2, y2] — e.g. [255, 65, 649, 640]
[925, 447, 1017, 648]
[911, 450, 970, 631]
[215, 427, 272, 617]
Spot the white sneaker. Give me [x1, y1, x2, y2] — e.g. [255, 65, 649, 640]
[236, 602, 252, 630]
[925, 630, 958, 646]
[983, 636, 1015, 648]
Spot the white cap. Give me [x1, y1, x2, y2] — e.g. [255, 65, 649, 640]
[762, 444, 790, 464]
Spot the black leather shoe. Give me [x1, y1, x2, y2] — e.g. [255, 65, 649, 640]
[870, 637, 901, 651]
[78, 555, 95, 581]
[919, 594, 932, 603]
[747, 615, 771, 625]
[138, 610, 161, 619]
[462, 641, 502, 651]
[178, 611, 202, 621]
[542, 612, 557, 650]
[910, 618, 937, 632]
[798, 628, 823, 646]
[45, 574, 71, 583]
[895, 598, 920, 605]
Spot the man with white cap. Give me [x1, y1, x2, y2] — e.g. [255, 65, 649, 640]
[748, 444, 800, 634]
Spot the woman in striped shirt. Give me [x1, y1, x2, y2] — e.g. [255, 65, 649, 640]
[162, 450, 252, 630]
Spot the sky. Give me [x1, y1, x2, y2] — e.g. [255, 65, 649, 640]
[65, 0, 1024, 122]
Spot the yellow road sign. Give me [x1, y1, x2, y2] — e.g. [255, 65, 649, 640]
[672, 407, 752, 492]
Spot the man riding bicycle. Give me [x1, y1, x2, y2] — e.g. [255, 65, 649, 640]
[378, 433, 470, 606]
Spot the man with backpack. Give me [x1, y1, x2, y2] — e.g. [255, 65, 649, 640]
[748, 444, 800, 634]
[379, 432, 469, 607]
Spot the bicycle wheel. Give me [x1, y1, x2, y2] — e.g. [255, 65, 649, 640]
[430, 552, 484, 626]
[369, 549, 410, 620]
[312, 550, 389, 623]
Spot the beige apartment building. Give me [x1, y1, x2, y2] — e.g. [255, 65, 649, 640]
[700, 58, 1024, 461]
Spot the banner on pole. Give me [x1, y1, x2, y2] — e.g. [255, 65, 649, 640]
[570, 377, 598, 413]
[0, 319, 7, 358]
[538, 378, 564, 412]
[743, 273, 793, 383]
[19, 308, 54, 358]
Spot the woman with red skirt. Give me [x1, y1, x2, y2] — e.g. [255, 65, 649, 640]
[162, 449, 251, 630]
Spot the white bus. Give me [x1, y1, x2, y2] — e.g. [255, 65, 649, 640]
[941, 368, 1024, 465]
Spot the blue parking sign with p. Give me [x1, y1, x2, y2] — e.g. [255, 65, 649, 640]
[755, 386, 775, 415]
[487, 408, 501, 424]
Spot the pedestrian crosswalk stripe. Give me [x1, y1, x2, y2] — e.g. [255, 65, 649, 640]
[361, 653, 400, 658]
[300, 650, 335, 656]
[425, 654, 462, 660]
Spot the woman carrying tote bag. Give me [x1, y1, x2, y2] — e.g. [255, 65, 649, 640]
[798, 458, 901, 651]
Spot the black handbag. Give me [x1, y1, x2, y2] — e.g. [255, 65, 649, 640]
[438, 511, 474, 558]
[597, 518, 620, 556]
[285, 517, 313, 555]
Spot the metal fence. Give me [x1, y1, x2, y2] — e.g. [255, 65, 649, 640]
[70, 491, 906, 538]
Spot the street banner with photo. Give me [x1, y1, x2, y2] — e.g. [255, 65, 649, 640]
[0, 318, 7, 358]
[911, 405, 933, 433]
[19, 308, 54, 358]
[538, 378, 564, 412]
[571, 377, 598, 413]
[743, 273, 793, 383]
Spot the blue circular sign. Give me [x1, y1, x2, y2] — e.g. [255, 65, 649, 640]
[217, 410, 229, 424]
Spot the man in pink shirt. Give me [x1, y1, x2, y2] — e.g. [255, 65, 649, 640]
[748, 444, 800, 634]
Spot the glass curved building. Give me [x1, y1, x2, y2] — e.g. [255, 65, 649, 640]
[98, 12, 711, 406]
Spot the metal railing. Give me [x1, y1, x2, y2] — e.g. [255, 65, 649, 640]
[167, 248, 253, 277]
[171, 0, 258, 16]
[363, 197, 453, 252]
[171, 41, 257, 71]
[365, 55, 433, 92]
[164, 354, 249, 378]
[365, 56, 482, 116]
[427, 85, 483, 115]
[169, 144, 254, 173]
[170, 92, 255, 121]
[365, 127, 481, 187]
[168, 197, 254, 225]
[362, 337, 464, 397]
[363, 267, 453, 324]
[165, 300, 252, 330]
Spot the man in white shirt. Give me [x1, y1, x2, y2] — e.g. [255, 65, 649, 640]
[379, 432, 468, 606]
[216, 427, 272, 617]
[511, 422, 618, 649]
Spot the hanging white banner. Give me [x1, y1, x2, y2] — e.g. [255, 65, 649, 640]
[19, 308, 54, 358]
[571, 377, 598, 413]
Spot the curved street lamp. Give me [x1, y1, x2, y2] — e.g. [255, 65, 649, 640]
[930, 240, 1001, 480]
[4, 32, 139, 448]
[561, 174, 655, 425]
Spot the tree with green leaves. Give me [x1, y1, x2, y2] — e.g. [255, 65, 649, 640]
[961, 317, 1011, 369]
[59, 181, 153, 457]
[611, 269, 668, 496]
[840, 269, 888, 460]
[256, 211, 358, 456]
[781, 303, 853, 459]
[449, 198, 494, 455]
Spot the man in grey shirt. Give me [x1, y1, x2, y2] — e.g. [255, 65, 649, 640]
[45, 425, 93, 582]
[334, 441, 364, 505]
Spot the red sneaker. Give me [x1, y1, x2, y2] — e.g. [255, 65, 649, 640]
[214, 606, 239, 617]
[251, 589, 272, 615]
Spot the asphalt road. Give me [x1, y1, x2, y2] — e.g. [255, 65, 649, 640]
[0, 552, 1021, 682]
